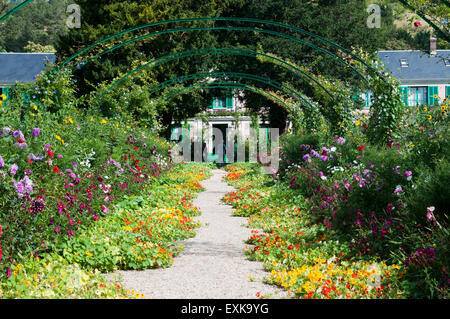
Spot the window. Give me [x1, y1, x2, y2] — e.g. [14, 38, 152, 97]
[212, 98, 226, 108]
[428, 86, 439, 105]
[408, 87, 428, 106]
[400, 59, 409, 67]
[210, 89, 234, 109]
[444, 59, 450, 67]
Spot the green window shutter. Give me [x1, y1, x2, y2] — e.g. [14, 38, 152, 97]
[226, 91, 233, 108]
[446, 86, 450, 99]
[428, 86, 439, 105]
[209, 98, 214, 109]
[399, 87, 408, 106]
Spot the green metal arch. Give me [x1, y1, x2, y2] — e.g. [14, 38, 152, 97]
[57, 25, 366, 82]
[53, 17, 375, 75]
[165, 81, 292, 111]
[147, 72, 315, 109]
[0, 0, 33, 23]
[98, 48, 335, 101]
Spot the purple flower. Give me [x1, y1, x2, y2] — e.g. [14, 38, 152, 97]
[12, 130, 24, 139]
[333, 136, 346, 145]
[302, 154, 311, 162]
[12, 176, 33, 197]
[1, 127, 11, 136]
[29, 153, 44, 161]
[24, 169, 32, 175]
[31, 128, 40, 137]
[57, 154, 63, 158]
[0, 156, 4, 168]
[10, 164, 18, 176]
[310, 150, 320, 158]
[320, 155, 328, 161]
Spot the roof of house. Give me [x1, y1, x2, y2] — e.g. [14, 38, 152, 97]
[377, 50, 450, 85]
[0, 53, 56, 86]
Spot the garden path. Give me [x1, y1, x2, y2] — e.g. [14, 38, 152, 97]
[116, 169, 288, 299]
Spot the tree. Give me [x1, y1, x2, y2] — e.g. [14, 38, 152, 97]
[56, 0, 228, 137]
[0, 0, 69, 52]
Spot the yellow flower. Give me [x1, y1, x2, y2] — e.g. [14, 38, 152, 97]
[68, 117, 73, 124]
[61, 139, 65, 145]
[0, 100, 3, 107]
[434, 94, 438, 99]
[423, 107, 428, 112]
[55, 135, 61, 141]
[33, 104, 38, 111]
[90, 116, 94, 121]
[356, 120, 361, 126]
[86, 251, 92, 258]
[101, 119, 107, 124]
[427, 115, 432, 120]
[0, 94, 7, 100]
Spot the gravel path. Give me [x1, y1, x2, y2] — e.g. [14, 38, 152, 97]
[115, 169, 288, 299]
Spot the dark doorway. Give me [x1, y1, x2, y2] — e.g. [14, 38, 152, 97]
[212, 124, 228, 162]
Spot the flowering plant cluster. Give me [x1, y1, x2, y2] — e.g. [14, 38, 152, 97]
[223, 102, 449, 299]
[222, 164, 405, 299]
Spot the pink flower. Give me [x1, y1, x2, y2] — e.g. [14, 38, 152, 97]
[426, 206, 436, 222]
[102, 205, 109, 214]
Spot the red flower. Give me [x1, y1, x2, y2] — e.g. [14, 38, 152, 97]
[414, 21, 421, 27]
[52, 166, 60, 173]
[124, 154, 128, 160]
[47, 150, 54, 159]
[358, 145, 365, 152]
[321, 149, 328, 156]
[17, 138, 25, 144]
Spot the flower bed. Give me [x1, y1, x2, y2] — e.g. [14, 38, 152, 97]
[223, 164, 417, 299]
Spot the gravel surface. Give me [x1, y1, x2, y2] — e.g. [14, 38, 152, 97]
[115, 169, 289, 299]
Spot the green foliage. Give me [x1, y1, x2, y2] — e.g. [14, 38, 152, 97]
[0, 0, 69, 52]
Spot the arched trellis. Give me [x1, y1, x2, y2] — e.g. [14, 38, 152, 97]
[147, 72, 314, 109]
[52, 17, 375, 75]
[97, 48, 335, 102]
[0, 0, 33, 23]
[55, 25, 367, 82]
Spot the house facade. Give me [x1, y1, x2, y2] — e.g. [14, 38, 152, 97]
[0, 52, 56, 105]
[362, 39, 450, 108]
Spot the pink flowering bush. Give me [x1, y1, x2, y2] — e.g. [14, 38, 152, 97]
[277, 104, 449, 298]
[0, 105, 172, 277]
